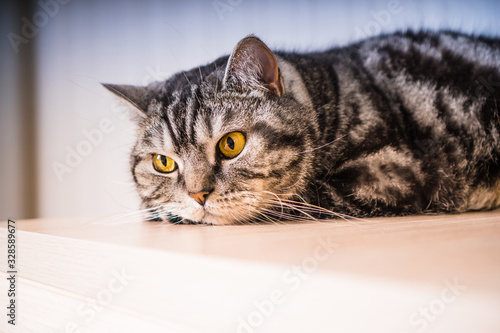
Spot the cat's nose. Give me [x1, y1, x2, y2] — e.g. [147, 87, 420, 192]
[189, 190, 211, 206]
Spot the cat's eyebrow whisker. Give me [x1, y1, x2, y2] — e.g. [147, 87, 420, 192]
[297, 134, 347, 155]
[198, 66, 203, 82]
[181, 70, 203, 107]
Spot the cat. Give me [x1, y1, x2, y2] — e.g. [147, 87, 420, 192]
[104, 30, 500, 225]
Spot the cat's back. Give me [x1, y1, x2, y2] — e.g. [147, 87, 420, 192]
[347, 31, 500, 213]
[281, 31, 500, 215]
[354, 30, 500, 69]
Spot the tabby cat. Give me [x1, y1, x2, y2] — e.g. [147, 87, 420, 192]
[104, 30, 500, 225]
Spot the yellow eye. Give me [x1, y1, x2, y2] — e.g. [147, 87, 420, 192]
[218, 132, 246, 158]
[152, 154, 177, 173]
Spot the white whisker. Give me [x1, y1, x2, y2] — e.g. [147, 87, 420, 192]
[297, 134, 347, 154]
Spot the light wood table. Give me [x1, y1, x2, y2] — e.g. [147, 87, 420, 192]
[1, 211, 500, 333]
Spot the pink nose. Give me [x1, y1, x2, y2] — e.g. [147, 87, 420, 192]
[189, 191, 210, 206]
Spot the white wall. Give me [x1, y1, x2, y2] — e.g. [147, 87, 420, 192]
[1, 0, 500, 219]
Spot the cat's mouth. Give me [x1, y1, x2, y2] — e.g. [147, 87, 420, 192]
[158, 204, 234, 225]
[155, 191, 267, 225]
[170, 211, 236, 225]
[196, 209, 240, 225]
[172, 202, 258, 225]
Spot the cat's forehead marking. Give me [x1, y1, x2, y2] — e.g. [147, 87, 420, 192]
[193, 95, 240, 141]
[160, 122, 174, 152]
[193, 114, 212, 142]
[165, 94, 183, 142]
[210, 110, 226, 138]
[142, 117, 174, 154]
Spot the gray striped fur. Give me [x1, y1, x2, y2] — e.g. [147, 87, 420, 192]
[104, 30, 500, 224]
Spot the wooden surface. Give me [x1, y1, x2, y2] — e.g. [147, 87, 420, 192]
[1, 211, 500, 332]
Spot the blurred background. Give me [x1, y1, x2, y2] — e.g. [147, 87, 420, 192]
[1, 0, 499, 220]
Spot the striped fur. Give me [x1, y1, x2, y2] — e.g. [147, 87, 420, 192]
[104, 30, 500, 225]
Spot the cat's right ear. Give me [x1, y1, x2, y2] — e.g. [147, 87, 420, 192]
[102, 83, 152, 119]
[223, 35, 284, 97]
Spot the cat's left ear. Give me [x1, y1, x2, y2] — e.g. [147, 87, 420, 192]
[102, 83, 153, 118]
[223, 35, 284, 96]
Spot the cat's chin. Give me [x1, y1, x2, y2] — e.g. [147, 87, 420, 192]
[170, 203, 259, 225]
[161, 208, 238, 225]
[151, 203, 250, 225]
[186, 212, 242, 226]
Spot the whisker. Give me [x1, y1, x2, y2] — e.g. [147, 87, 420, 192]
[253, 190, 364, 226]
[91, 207, 158, 225]
[297, 134, 347, 154]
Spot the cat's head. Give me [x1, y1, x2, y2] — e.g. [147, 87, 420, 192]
[104, 35, 319, 225]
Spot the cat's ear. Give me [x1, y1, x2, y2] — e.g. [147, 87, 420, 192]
[223, 35, 284, 96]
[102, 83, 152, 118]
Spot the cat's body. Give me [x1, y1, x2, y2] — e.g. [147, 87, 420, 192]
[105, 30, 500, 225]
